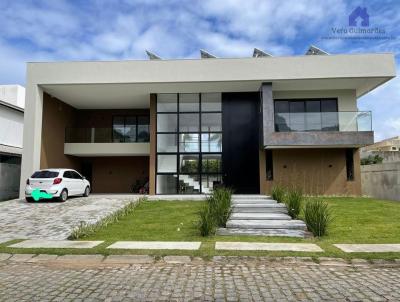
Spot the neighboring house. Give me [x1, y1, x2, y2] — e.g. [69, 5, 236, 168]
[20, 51, 396, 196]
[361, 136, 400, 164]
[362, 136, 400, 152]
[0, 85, 25, 201]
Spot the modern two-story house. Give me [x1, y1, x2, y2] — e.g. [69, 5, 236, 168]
[19, 51, 396, 197]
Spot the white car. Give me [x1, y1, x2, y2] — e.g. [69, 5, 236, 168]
[25, 169, 91, 202]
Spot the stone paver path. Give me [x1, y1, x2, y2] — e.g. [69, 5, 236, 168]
[1, 256, 400, 301]
[9, 239, 104, 249]
[107, 241, 202, 250]
[335, 244, 400, 253]
[215, 242, 323, 252]
[0, 195, 138, 240]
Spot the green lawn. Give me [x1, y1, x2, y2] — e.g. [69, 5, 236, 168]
[2, 197, 400, 259]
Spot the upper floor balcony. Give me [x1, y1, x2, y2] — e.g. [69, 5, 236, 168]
[274, 111, 372, 132]
[265, 111, 373, 148]
[64, 127, 150, 156]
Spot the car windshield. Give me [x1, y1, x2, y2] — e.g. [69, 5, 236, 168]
[31, 171, 59, 178]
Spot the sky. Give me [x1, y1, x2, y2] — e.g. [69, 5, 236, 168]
[0, 0, 399, 141]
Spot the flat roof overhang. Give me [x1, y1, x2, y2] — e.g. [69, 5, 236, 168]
[30, 53, 395, 109]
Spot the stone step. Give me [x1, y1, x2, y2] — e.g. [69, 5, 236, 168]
[232, 195, 271, 200]
[232, 203, 288, 214]
[232, 199, 277, 204]
[226, 219, 307, 230]
[216, 228, 307, 238]
[230, 213, 291, 220]
[232, 207, 288, 214]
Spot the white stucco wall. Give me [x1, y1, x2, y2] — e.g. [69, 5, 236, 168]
[0, 85, 25, 108]
[0, 106, 24, 148]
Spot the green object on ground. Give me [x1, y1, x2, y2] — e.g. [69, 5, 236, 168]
[31, 189, 53, 201]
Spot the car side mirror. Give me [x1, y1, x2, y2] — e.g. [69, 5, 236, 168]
[82, 176, 86, 180]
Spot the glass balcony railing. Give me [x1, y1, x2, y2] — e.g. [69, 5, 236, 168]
[65, 127, 150, 143]
[274, 111, 372, 132]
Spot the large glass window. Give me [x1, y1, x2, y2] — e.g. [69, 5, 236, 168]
[201, 133, 222, 152]
[137, 116, 150, 142]
[157, 175, 177, 194]
[274, 99, 338, 132]
[179, 134, 199, 152]
[201, 93, 222, 111]
[201, 113, 222, 132]
[157, 134, 177, 152]
[156, 93, 222, 194]
[179, 93, 199, 112]
[179, 113, 199, 132]
[112, 115, 149, 142]
[180, 154, 199, 173]
[157, 94, 177, 112]
[157, 155, 177, 173]
[157, 114, 177, 132]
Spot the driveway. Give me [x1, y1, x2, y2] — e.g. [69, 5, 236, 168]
[0, 195, 140, 241]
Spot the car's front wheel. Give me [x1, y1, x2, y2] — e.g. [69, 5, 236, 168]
[83, 186, 90, 197]
[58, 189, 68, 202]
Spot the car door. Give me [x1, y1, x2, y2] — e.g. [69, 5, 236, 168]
[72, 171, 85, 195]
[63, 171, 77, 195]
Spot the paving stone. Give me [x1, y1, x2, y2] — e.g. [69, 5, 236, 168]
[103, 255, 154, 264]
[335, 244, 400, 253]
[0, 258, 392, 301]
[9, 254, 36, 262]
[319, 257, 351, 266]
[107, 241, 201, 250]
[29, 254, 59, 262]
[9, 239, 104, 249]
[351, 258, 370, 266]
[0, 253, 12, 261]
[163, 256, 191, 264]
[370, 259, 396, 267]
[0, 196, 139, 240]
[57, 254, 104, 263]
[215, 242, 323, 252]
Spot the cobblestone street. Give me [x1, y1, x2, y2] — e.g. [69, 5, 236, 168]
[1, 257, 400, 301]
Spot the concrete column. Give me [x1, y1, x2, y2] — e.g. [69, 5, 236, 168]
[260, 83, 273, 148]
[19, 83, 43, 197]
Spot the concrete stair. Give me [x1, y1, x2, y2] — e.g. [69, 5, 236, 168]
[217, 195, 308, 238]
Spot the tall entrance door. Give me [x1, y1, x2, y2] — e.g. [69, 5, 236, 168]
[222, 92, 260, 194]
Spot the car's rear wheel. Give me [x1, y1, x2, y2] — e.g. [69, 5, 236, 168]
[83, 186, 90, 197]
[58, 189, 68, 202]
[26, 197, 34, 203]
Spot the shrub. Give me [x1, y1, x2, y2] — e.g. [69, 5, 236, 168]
[210, 187, 232, 227]
[198, 187, 232, 236]
[285, 187, 303, 219]
[361, 154, 383, 165]
[271, 185, 286, 203]
[198, 204, 216, 236]
[304, 199, 331, 237]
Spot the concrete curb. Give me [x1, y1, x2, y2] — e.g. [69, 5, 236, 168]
[1, 254, 400, 268]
